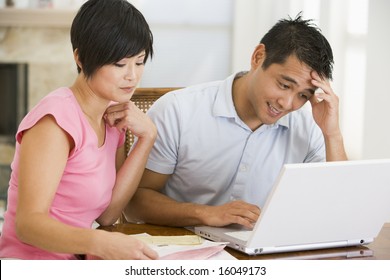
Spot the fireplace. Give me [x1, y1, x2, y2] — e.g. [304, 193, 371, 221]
[0, 63, 28, 144]
[0, 16, 76, 226]
[0, 63, 27, 208]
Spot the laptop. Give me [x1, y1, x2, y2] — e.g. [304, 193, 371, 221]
[194, 159, 390, 255]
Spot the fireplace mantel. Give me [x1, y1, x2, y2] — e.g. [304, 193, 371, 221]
[0, 10, 76, 112]
[0, 8, 77, 28]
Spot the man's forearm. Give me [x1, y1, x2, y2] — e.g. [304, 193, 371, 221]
[124, 188, 206, 227]
[324, 133, 348, 161]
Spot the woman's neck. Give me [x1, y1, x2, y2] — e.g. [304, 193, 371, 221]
[70, 76, 108, 147]
[70, 75, 107, 124]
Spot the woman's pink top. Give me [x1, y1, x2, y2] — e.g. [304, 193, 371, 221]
[0, 88, 125, 259]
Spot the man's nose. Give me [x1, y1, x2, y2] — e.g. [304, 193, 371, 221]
[277, 93, 294, 110]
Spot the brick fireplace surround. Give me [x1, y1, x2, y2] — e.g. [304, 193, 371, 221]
[0, 8, 78, 213]
[0, 8, 78, 164]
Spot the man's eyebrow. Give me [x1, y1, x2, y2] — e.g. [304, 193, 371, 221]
[281, 75, 297, 85]
[280, 75, 316, 95]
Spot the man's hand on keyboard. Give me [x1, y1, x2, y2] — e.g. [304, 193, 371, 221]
[199, 200, 260, 228]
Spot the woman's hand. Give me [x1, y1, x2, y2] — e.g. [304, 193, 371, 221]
[104, 102, 157, 141]
[89, 231, 159, 260]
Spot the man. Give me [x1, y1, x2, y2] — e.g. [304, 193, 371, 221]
[124, 14, 347, 228]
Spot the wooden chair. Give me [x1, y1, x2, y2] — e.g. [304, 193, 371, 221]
[125, 87, 178, 155]
[118, 87, 178, 224]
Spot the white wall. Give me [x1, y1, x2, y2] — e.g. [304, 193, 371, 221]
[362, 0, 390, 159]
[137, 0, 233, 87]
[231, 0, 390, 161]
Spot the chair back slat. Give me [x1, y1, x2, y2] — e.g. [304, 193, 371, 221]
[125, 88, 178, 155]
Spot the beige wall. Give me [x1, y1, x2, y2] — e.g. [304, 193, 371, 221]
[0, 26, 76, 109]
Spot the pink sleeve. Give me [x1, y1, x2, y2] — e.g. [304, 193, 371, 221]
[16, 90, 81, 150]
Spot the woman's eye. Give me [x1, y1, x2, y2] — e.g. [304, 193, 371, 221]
[114, 63, 125, 67]
[136, 62, 145, 66]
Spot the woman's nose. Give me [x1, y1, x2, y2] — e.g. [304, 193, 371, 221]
[124, 65, 136, 81]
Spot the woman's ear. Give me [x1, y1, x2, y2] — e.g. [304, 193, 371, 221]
[251, 44, 266, 69]
[73, 49, 82, 70]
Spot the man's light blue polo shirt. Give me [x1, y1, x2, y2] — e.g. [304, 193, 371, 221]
[145, 73, 325, 208]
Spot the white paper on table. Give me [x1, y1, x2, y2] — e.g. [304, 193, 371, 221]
[130, 233, 237, 260]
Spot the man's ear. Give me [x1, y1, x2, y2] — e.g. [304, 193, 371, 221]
[251, 44, 266, 69]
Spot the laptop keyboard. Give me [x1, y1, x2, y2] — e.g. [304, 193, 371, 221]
[225, 230, 252, 241]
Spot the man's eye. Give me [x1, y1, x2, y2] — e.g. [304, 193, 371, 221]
[300, 93, 309, 100]
[279, 82, 289, 89]
[114, 63, 125, 67]
[136, 62, 145, 66]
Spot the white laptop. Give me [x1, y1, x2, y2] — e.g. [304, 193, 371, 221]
[194, 159, 390, 255]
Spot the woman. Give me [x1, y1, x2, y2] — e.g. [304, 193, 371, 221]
[0, 0, 158, 260]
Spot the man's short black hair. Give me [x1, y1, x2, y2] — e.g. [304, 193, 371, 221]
[260, 12, 333, 80]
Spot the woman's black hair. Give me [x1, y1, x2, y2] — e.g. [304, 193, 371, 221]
[70, 0, 153, 78]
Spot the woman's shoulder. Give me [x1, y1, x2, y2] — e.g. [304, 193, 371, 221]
[28, 88, 80, 119]
[38, 87, 75, 107]
[17, 88, 82, 143]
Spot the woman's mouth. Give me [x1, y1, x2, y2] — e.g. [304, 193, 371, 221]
[121, 87, 134, 94]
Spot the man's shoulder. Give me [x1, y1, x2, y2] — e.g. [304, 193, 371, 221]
[289, 107, 313, 119]
[154, 80, 223, 110]
[172, 80, 222, 99]
[281, 108, 319, 133]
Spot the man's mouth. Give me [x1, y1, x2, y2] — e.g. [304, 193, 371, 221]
[267, 102, 281, 116]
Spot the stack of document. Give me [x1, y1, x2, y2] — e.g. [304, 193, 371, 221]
[132, 234, 236, 260]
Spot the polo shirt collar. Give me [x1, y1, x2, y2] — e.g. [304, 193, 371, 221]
[213, 73, 237, 119]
